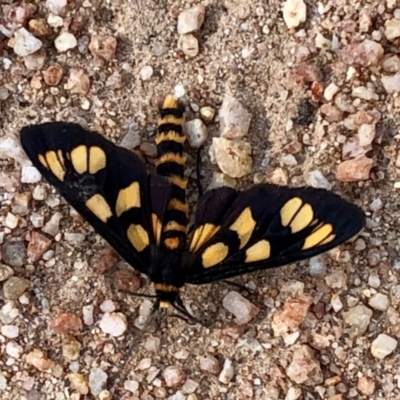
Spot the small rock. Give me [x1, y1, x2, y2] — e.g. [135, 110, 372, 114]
[27, 231, 52, 262]
[285, 387, 302, 400]
[64, 232, 85, 246]
[385, 19, 400, 41]
[200, 106, 216, 122]
[62, 336, 82, 361]
[330, 294, 343, 312]
[211, 137, 253, 178]
[219, 94, 251, 139]
[89, 368, 108, 396]
[89, 35, 117, 65]
[47, 14, 64, 28]
[182, 378, 199, 394]
[343, 304, 373, 337]
[382, 56, 400, 73]
[0, 135, 31, 166]
[368, 293, 389, 311]
[308, 256, 327, 277]
[51, 313, 83, 335]
[324, 83, 340, 101]
[46, 0, 68, 15]
[140, 65, 153, 81]
[184, 119, 207, 148]
[0, 264, 14, 281]
[358, 376, 375, 396]
[90, 248, 119, 274]
[218, 359, 234, 384]
[113, 265, 141, 292]
[32, 185, 47, 200]
[339, 39, 383, 67]
[286, 345, 323, 385]
[174, 83, 186, 98]
[3, 277, 31, 300]
[222, 291, 259, 325]
[291, 64, 322, 85]
[67, 373, 89, 395]
[28, 19, 51, 37]
[6, 340, 23, 359]
[105, 71, 123, 89]
[177, 5, 205, 34]
[304, 170, 332, 190]
[138, 358, 151, 369]
[5, 212, 18, 229]
[42, 212, 63, 237]
[120, 122, 142, 149]
[64, 67, 90, 95]
[320, 103, 343, 123]
[124, 380, 139, 393]
[82, 305, 94, 326]
[178, 34, 199, 58]
[352, 86, 378, 101]
[272, 298, 311, 336]
[2, 240, 27, 268]
[21, 166, 41, 183]
[139, 142, 157, 157]
[381, 73, 400, 93]
[54, 32, 77, 52]
[358, 124, 375, 146]
[283, 0, 307, 29]
[371, 334, 397, 359]
[336, 156, 373, 182]
[144, 336, 160, 352]
[99, 312, 127, 337]
[13, 28, 42, 56]
[199, 356, 220, 375]
[26, 349, 54, 372]
[43, 64, 64, 86]
[174, 349, 190, 360]
[2, 324, 19, 338]
[163, 366, 186, 387]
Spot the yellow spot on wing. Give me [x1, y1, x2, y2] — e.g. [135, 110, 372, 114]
[70, 145, 88, 174]
[290, 203, 314, 233]
[155, 131, 186, 145]
[89, 146, 106, 174]
[202, 242, 229, 268]
[302, 223, 333, 250]
[85, 194, 112, 222]
[319, 233, 336, 246]
[127, 224, 149, 252]
[115, 181, 140, 217]
[169, 175, 188, 189]
[38, 154, 48, 168]
[158, 153, 186, 166]
[155, 283, 179, 292]
[168, 198, 188, 214]
[245, 240, 271, 263]
[229, 207, 256, 249]
[57, 150, 65, 169]
[45, 150, 65, 181]
[280, 197, 302, 227]
[189, 223, 220, 252]
[164, 237, 180, 250]
[163, 221, 187, 233]
[152, 213, 162, 244]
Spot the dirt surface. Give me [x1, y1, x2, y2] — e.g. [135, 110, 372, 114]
[1, 0, 400, 399]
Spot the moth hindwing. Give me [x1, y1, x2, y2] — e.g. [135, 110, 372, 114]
[20, 95, 366, 317]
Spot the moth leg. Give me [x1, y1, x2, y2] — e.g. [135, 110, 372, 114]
[220, 280, 253, 296]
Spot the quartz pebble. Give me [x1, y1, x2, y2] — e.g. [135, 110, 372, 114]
[219, 359, 234, 384]
[385, 19, 400, 41]
[222, 291, 259, 324]
[199, 355, 220, 375]
[42, 212, 63, 236]
[46, 0, 68, 15]
[343, 305, 373, 337]
[177, 5, 205, 34]
[124, 380, 139, 393]
[26, 349, 54, 372]
[304, 170, 332, 190]
[89, 368, 108, 396]
[21, 166, 41, 183]
[13, 28, 42, 56]
[0, 264, 14, 281]
[381, 73, 400, 93]
[54, 32, 77, 52]
[285, 387, 302, 400]
[163, 366, 186, 387]
[6, 341, 23, 358]
[371, 334, 397, 359]
[88, 35, 117, 64]
[368, 293, 389, 311]
[140, 65, 153, 81]
[286, 345, 323, 385]
[178, 34, 199, 57]
[64, 67, 90, 94]
[82, 305, 94, 326]
[185, 119, 207, 148]
[283, 0, 306, 29]
[219, 95, 251, 139]
[99, 312, 127, 337]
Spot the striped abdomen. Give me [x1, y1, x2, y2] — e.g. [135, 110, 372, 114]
[155, 96, 188, 251]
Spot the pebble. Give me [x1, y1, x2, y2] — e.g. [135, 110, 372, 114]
[29, 19, 51, 37]
[174, 349, 189, 360]
[13, 28, 42, 56]
[113, 266, 141, 292]
[336, 156, 373, 182]
[163, 366, 186, 387]
[308, 256, 327, 277]
[352, 86, 378, 101]
[3, 277, 31, 300]
[381, 73, 400, 93]
[178, 34, 199, 57]
[89, 368, 108, 396]
[5, 212, 18, 229]
[140, 65, 153, 81]
[283, 0, 306, 29]
[320, 103, 343, 123]
[124, 380, 139, 393]
[222, 291, 259, 324]
[199, 355, 220, 375]
[330, 294, 343, 312]
[67, 373, 89, 395]
[43, 64, 64, 86]
[144, 336, 160, 352]
[64, 67, 91, 95]
[47, 14, 63, 28]
[6, 340, 23, 358]
[358, 376, 375, 396]
[324, 83, 340, 101]
[211, 137, 253, 178]
[138, 358, 151, 370]
[174, 84, 186, 98]
[2, 240, 27, 268]
[27, 231, 52, 262]
[2, 324, 19, 339]
[286, 345, 323, 385]
[120, 122, 142, 149]
[371, 334, 397, 359]
[0, 136, 31, 166]
[64, 232, 85, 246]
[54, 32, 77, 52]
[62, 336, 82, 361]
[177, 5, 205, 34]
[358, 124, 375, 146]
[385, 18, 400, 41]
[21, 165, 42, 184]
[26, 349, 54, 372]
[285, 387, 302, 400]
[90, 248, 119, 274]
[88, 35, 117, 64]
[182, 379, 199, 394]
[99, 312, 127, 337]
[0, 264, 14, 281]
[343, 305, 373, 337]
[368, 293, 389, 311]
[51, 313, 83, 335]
[218, 359, 234, 384]
[82, 305, 94, 326]
[304, 170, 332, 190]
[272, 298, 311, 336]
[339, 39, 383, 67]
[219, 95, 251, 139]
[200, 106, 216, 122]
[46, 0, 68, 15]
[0, 375, 6, 391]
[184, 119, 207, 148]
[42, 212, 63, 236]
[32, 185, 47, 201]
[100, 300, 117, 313]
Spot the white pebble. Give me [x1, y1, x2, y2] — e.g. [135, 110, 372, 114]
[177, 5, 205, 34]
[5, 213, 18, 229]
[89, 368, 108, 396]
[21, 166, 42, 183]
[54, 32, 77, 52]
[283, 0, 307, 29]
[222, 291, 259, 324]
[13, 28, 43, 57]
[368, 293, 389, 311]
[371, 334, 397, 359]
[219, 359, 234, 384]
[6, 341, 23, 358]
[140, 66, 153, 81]
[100, 300, 117, 313]
[2, 325, 19, 339]
[304, 170, 332, 190]
[184, 119, 207, 148]
[83, 305, 94, 325]
[174, 84, 186, 98]
[99, 312, 127, 337]
[124, 380, 139, 394]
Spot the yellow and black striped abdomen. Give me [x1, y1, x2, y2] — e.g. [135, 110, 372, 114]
[155, 96, 188, 251]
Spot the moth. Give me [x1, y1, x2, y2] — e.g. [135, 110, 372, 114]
[20, 96, 365, 318]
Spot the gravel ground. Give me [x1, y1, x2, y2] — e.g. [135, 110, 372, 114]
[1, 1, 400, 399]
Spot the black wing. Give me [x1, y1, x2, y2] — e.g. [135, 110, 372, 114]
[185, 184, 365, 284]
[20, 122, 172, 274]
